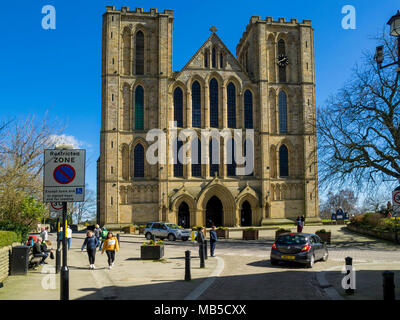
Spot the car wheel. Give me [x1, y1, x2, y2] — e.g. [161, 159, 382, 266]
[145, 233, 152, 240]
[322, 251, 329, 262]
[182, 237, 188, 241]
[306, 254, 315, 268]
[168, 233, 176, 241]
[270, 258, 278, 266]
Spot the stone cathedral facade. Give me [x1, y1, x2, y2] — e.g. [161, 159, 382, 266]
[98, 6, 320, 228]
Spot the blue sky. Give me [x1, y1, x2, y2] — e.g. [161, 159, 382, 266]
[0, 0, 398, 199]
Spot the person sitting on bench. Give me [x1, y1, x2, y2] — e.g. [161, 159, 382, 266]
[32, 238, 48, 265]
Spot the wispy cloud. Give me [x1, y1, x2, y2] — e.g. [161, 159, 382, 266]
[49, 134, 90, 149]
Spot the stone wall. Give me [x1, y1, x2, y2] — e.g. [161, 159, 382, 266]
[347, 224, 399, 244]
[0, 245, 11, 283]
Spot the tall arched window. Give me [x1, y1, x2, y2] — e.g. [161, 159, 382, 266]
[279, 145, 289, 177]
[220, 52, 223, 68]
[173, 138, 183, 177]
[244, 139, 254, 176]
[227, 82, 236, 128]
[135, 31, 144, 75]
[244, 90, 253, 129]
[204, 50, 209, 68]
[209, 138, 219, 176]
[278, 91, 288, 133]
[227, 138, 236, 177]
[135, 86, 144, 130]
[191, 138, 201, 177]
[278, 39, 286, 83]
[209, 79, 219, 128]
[212, 47, 216, 68]
[174, 87, 183, 127]
[134, 144, 145, 178]
[192, 81, 201, 128]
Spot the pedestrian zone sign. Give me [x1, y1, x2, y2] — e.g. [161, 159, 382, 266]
[43, 149, 86, 203]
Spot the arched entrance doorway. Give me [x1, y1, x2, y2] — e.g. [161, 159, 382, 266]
[241, 201, 252, 226]
[206, 196, 223, 227]
[178, 202, 190, 228]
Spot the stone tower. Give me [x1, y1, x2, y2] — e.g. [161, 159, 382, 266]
[98, 7, 320, 228]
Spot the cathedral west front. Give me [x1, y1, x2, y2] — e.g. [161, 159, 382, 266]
[98, 6, 320, 228]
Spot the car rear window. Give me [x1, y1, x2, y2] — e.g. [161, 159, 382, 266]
[276, 235, 307, 245]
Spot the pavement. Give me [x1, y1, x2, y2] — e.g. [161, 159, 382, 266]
[0, 225, 399, 300]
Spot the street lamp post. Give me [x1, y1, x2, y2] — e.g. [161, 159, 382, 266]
[375, 10, 400, 74]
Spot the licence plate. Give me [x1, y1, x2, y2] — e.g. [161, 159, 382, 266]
[281, 255, 295, 260]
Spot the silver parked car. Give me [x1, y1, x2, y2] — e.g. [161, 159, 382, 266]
[144, 222, 191, 241]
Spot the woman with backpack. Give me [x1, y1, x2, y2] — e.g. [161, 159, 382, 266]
[101, 232, 119, 269]
[81, 230, 99, 269]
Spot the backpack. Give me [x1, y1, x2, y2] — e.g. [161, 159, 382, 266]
[102, 229, 108, 239]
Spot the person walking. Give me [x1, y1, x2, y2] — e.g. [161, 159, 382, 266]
[40, 227, 48, 242]
[296, 216, 302, 233]
[81, 230, 99, 269]
[101, 232, 119, 269]
[94, 224, 101, 248]
[66, 225, 72, 250]
[209, 226, 218, 257]
[196, 227, 205, 258]
[300, 216, 305, 231]
[99, 226, 108, 251]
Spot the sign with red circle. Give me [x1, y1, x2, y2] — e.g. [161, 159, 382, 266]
[50, 202, 63, 211]
[393, 190, 400, 205]
[53, 164, 76, 185]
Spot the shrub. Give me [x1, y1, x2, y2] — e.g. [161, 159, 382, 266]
[276, 228, 291, 233]
[245, 228, 256, 231]
[0, 231, 20, 248]
[316, 229, 330, 233]
[217, 227, 228, 230]
[142, 240, 164, 246]
[0, 220, 29, 242]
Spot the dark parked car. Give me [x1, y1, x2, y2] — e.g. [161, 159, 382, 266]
[270, 233, 328, 268]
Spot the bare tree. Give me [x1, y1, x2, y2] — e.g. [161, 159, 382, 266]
[68, 186, 96, 224]
[320, 189, 358, 218]
[317, 31, 400, 192]
[0, 113, 63, 226]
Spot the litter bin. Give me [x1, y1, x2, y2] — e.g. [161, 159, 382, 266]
[10, 246, 30, 275]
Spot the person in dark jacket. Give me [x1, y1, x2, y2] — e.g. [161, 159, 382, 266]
[32, 238, 48, 264]
[196, 227, 205, 258]
[94, 224, 101, 248]
[209, 226, 218, 257]
[81, 231, 99, 269]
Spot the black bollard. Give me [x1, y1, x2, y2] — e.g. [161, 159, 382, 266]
[199, 243, 205, 268]
[151, 234, 156, 242]
[345, 257, 354, 295]
[185, 250, 191, 281]
[383, 271, 395, 300]
[204, 240, 208, 260]
[116, 233, 120, 245]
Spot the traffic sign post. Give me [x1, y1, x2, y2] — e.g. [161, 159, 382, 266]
[392, 188, 400, 217]
[43, 147, 86, 301]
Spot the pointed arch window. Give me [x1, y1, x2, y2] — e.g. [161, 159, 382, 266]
[204, 50, 209, 68]
[244, 139, 254, 176]
[135, 86, 144, 130]
[220, 52, 224, 68]
[244, 90, 253, 129]
[192, 81, 201, 128]
[135, 31, 144, 75]
[174, 87, 183, 127]
[191, 138, 201, 177]
[227, 83, 236, 128]
[279, 145, 289, 177]
[209, 79, 219, 128]
[278, 91, 288, 133]
[134, 144, 145, 178]
[209, 138, 219, 176]
[173, 138, 184, 177]
[212, 47, 216, 68]
[227, 138, 236, 177]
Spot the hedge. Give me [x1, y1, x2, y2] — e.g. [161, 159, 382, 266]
[0, 231, 21, 248]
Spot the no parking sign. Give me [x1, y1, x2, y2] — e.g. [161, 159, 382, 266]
[392, 187, 400, 216]
[43, 149, 86, 202]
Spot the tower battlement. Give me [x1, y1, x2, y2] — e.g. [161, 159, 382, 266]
[236, 16, 312, 54]
[105, 6, 173, 17]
